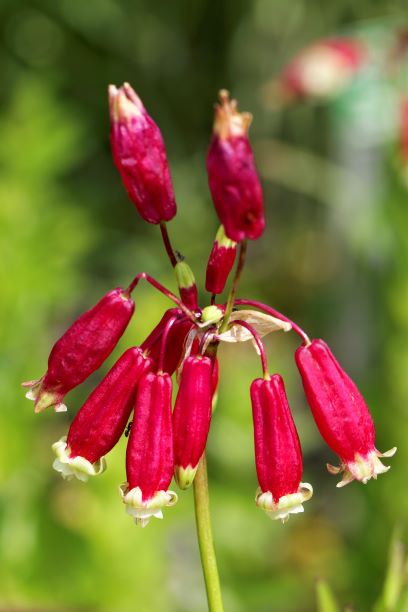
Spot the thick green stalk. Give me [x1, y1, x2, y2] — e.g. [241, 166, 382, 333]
[193, 454, 224, 612]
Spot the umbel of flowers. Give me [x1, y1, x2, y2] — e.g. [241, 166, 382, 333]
[23, 82, 396, 528]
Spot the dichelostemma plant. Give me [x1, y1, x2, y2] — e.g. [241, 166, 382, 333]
[24, 81, 395, 612]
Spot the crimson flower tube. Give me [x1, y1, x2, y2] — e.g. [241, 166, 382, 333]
[251, 374, 313, 522]
[173, 355, 213, 489]
[206, 90, 265, 242]
[121, 371, 177, 526]
[295, 339, 396, 486]
[109, 82, 177, 224]
[23, 288, 134, 413]
[52, 347, 152, 481]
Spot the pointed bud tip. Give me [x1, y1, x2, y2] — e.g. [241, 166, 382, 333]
[109, 82, 143, 123]
[174, 261, 196, 290]
[213, 89, 253, 139]
[174, 465, 198, 490]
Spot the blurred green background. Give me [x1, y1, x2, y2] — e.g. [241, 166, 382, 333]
[1, 1, 408, 610]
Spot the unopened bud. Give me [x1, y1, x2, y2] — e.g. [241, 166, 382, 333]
[122, 371, 177, 526]
[206, 90, 265, 242]
[109, 82, 177, 224]
[205, 225, 237, 295]
[173, 355, 213, 489]
[174, 260, 198, 310]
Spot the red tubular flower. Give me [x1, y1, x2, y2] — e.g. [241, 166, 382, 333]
[276, 38, 364, 102]
[173, 355, 213, 489]
[251, 374, 313, 522]
[52, 347, 152, 481]
[23, 288, 135, 413]
[142, 310, 194, 375]
[109, 82, 177, 224]
[206, 90, 265, 242]
[120, 371, 177, 526]
[295, 339, 396, 487]
[205, 225, 237, 295]
[174, 260, 198, 310]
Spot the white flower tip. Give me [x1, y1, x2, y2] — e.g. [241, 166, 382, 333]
[52, 438, 106, 481]
[329, 447, 396, 487]
[256, 483, 313, 523]
[119, 484, 177, 527]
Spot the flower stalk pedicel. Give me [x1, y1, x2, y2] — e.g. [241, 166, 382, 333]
[109, 83, 177, 224]
[142, 310, 194, 375]
[251, 374, 313, 522]
[53, 347, 152, 481]
[23, 288, 134, 413]
[205, 225, 237, 295]
[295, 339, 396, 486]
[206, 90, 265, 242]
[173, 355, 213, 489]
[121, 371, 177, 526]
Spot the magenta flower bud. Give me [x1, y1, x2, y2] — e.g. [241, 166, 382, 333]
[251, 375, 313, 522]
[121, 371, 177, 526]
[205, 225, 237, 294]
[109, 82, 177, 224]
[276, 38, 364, 102]
[295, 339, 396, 487]
[23, 288, 135, 413]
[206, 90, 265, 242]
[142, 311, 194, 375]
[174, 260, 198, 310]
[52, 347, 152, 481]
[173, 355, 213, 489]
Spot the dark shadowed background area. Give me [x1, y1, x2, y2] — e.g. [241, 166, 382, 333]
[1, 1, 408, 610]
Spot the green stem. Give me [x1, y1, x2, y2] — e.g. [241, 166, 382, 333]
[193, 454, 224, 612]
[219, 240, 247, 334]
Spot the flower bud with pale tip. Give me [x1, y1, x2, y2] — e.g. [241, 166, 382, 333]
[205, 225, 237, 295]
[206, 90, 265, 242]
[174, 260, 198, 310]
[52, 347, 152, 481]
[173, 355, 213, 489]
[109, 82, 177, 224]
[251, 374, 313, 523]
[23, 288, 134, 413]
[295, 339, 396, 487]
[121, 371, 177, 526]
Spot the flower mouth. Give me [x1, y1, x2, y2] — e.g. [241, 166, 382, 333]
[119, 484, 178, 527]
[22, 379, 67, 413]
[52, 437, 106, 481]
[327, 447, 397, 487]
[255, 483, 313, 523]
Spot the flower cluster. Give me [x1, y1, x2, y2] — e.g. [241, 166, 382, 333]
[24, 83, 395, 526]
